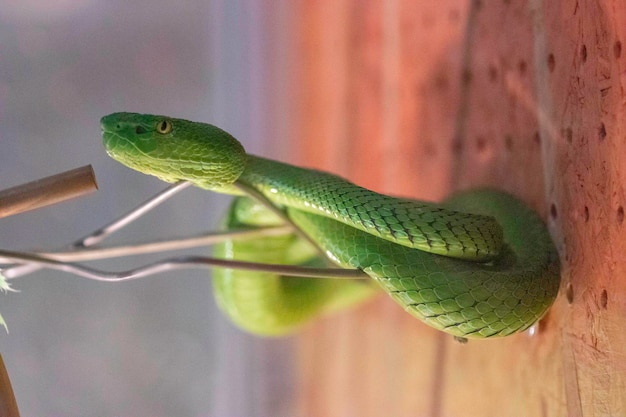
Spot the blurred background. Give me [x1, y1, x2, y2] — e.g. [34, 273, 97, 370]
[0, 1, 297, 415]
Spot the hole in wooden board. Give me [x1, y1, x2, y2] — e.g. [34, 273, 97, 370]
[462, 68, 473, 85]
[614, 40, 622, 59]
[600, 289, 608, 309]
[566, 283, 574, 304]
[584, 206, 589, 222]
[476, 136, 487, 153]
[474, 136, 494, 162]
[518, 60, 527, 76]
[435, 73, 449, 90]
[562, 127, 573, 143]
[547, 53, 556, 72]
[617, 206, 624, 225]
[504, 135, 514, 151]
[598, 123, 607, 140]
[550, 203, 558, 220]
[580, 44, 588, 63]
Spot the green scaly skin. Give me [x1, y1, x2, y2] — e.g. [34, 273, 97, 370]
[213, 197, 376, 336]
[101, 112, 561, 338]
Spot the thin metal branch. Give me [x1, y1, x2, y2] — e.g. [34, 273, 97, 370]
[3, 181, 191, 278]
[21, 226, 292, 263]
[0, 249, 367, 282]
[79, 181, 192, 247]
[2, 179, 356, 285]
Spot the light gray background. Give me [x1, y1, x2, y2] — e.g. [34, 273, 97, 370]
[0, 1, 296, 415]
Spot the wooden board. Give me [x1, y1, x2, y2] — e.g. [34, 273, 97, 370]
[265, 1, 626, 416]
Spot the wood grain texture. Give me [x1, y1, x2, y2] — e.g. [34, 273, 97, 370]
[268, 1, 626, 415]
[532, 0, 626, 415]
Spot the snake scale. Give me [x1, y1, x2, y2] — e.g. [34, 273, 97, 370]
[101, 112, 561, 339]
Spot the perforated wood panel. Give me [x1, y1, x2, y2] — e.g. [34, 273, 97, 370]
[266, 1, 626, 416]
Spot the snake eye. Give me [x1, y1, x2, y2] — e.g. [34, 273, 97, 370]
[156, 119, 172, 134]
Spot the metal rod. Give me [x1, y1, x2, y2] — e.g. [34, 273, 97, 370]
[78, 181, 192, 247]
[2, 181, 191, 278]
[18, 226, 292, 263]
[0, 249, 367, 282]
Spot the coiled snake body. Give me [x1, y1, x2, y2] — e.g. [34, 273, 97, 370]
[102, 112, 560, 339]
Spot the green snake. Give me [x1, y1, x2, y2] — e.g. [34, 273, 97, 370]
[101, 112, 561, 339]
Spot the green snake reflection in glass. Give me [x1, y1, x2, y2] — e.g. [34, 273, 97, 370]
[101, 112, 561, 339]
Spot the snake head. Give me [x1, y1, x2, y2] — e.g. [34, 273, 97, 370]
[101, 112, 247, 190]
